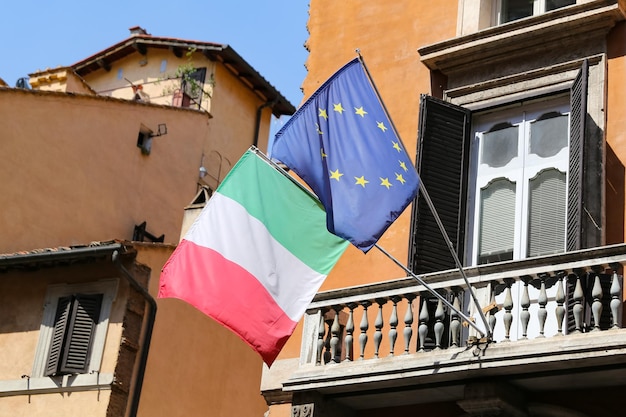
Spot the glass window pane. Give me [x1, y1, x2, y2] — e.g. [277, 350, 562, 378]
[528, 169, 566, 257]
[501, 0, 533, 23]
[481, 123, 518, 168]
[529, 112, 568, 158]
[479, 179, 516, 264]
[546, 0, 576, 12]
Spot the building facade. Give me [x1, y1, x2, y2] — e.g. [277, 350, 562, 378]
[0, 27, 294, 416]
[262, 1, 626, 416]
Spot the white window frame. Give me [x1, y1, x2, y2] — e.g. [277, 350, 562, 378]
[31, 279, 118, 378]
[496, 0, 578, 25]
[467, 96, 570, 266]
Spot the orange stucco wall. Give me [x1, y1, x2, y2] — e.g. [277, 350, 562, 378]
[304, 0, 458, 290]
[0, 263, 130, 417]
[275, 0, 459, 363]
[606, 21, 626, 244]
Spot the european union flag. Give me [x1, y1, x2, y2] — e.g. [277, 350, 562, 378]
[271, 58, 419, 252]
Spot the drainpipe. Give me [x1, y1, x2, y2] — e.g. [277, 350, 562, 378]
[112, 250, 157, 417]
[253, 100, 278, 148]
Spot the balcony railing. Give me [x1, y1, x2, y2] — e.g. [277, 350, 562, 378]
[294, 245, 626, 374]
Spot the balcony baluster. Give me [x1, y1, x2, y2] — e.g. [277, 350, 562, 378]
[373, 299, 386, 358]
[330, 307, 342, 363]
[503, 278, 514, 342]
[404, 294, 415, 354]
[389, 296, 400, 356]
[434, 297, 445, 350]
[555, 272, 566, 336]
[591, 272, 603, 331]
[316, 310, 326, 366]
[418, 297, 429, 352]
[610, 267, 622, 329]
[359, 301, 371, 360]
[450, 291, 461, 348]
[572, 273, 585, 333]
[536, 274, 548, 338]
[344, 303, 356, 362]
[520, 277, 531, 339]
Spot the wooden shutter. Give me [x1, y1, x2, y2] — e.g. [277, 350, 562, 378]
[45, 296, 72, 376]
[567, 59, 602, 251]
[45, 294, 103, 376]
[410, 95, 471, 273]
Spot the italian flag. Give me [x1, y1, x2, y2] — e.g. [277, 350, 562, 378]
[159, 149, 348, 365]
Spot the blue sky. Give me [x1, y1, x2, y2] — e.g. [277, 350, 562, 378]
[0, 0, 309, 133]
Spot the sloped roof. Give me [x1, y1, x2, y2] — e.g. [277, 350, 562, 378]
[0, 241, 127, 271]
[72, 33, 296, 117]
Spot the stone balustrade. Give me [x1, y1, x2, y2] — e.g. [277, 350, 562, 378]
[299, 244, 626, 366]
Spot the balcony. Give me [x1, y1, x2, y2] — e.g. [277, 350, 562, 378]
[264, 244, 626, 415]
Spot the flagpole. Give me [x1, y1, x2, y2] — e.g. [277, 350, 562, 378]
[253, 146, 488, 338]
[356, 51, 492, 339]
[252, 146, 321, 201]
[374, 243, 487, 336]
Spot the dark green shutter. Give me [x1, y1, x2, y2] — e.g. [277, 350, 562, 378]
[410, 95, 471, 274]
[45, 296, 72, 376]
[567, 59, 602, 251]
[45, 294, 103, 376]
[566, 60, 587, 251]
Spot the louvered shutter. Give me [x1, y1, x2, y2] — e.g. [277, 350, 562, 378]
[44, 296, 72, 376]
[60, 294, 103, 374]
[45, 294, 103, 376]
[410, 95, 471, 273]
[566, 61, 587, 251]
[566, 59, 602, 251]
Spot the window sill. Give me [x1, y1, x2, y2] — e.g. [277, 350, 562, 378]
[419, 0, 625, 74]
[0, 373, 114, 397]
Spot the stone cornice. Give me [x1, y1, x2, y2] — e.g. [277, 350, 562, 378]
[419, 0, 626, 74]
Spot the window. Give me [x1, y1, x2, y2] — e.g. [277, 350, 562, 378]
[137, 127, 153, 155]
[45, 294, 103, 376]
[181, 67, 207, 108]
[470, 100, 570, 265]
[498, 0, 576, 24]
[32, 280, 118, 378]
[409, 61, 602, 274]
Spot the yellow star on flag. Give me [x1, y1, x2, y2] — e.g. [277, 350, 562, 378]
[319, 108, 328, 120]
[321, 148, 327, 158]
[395, 173, 406, 184]
[354, 176, 369, 187]
[392, 141, 402, 152]
[399, 160, 408, 172]
[380, 178, 392, 189]
[333, 103, 345, 114]
[354, 107, 367, 117]
[316, 123, 323, 135]
[330, 169, 343, 181]
[377, 121, 387, 132]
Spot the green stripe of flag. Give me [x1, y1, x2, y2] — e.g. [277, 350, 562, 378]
[217, 150, 348, 274]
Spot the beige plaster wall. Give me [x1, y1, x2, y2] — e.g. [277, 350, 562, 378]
[81, 49, 216, 113]
[0, 263, 129, 416]
[0, 88, 210, 253]
[0, 391, 112, 417]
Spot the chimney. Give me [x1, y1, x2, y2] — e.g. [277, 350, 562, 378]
[129, 26, 148, 36]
